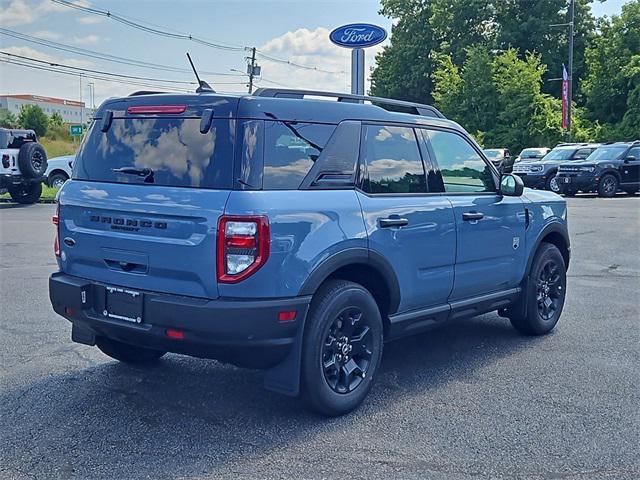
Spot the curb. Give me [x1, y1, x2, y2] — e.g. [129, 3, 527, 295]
[0, 198, 57, 204]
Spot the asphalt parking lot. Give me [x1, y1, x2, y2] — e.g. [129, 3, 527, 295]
[1, 196, 638, 480]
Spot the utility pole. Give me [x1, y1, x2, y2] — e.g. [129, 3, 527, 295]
[79, 73, 83, 126]
[567, 0, 575, 136]
[247, 47, 257, 94]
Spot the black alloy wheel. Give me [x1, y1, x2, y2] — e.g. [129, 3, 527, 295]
[322, 307, 373, 394]
[536, 260, 563, 321]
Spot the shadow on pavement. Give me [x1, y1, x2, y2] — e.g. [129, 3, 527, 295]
[0, 314, 543, 478]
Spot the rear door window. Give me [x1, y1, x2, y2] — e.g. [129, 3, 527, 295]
[74, 117, 234, 189]
[361, 125, 427, 194]
[263, 121, 335, 190]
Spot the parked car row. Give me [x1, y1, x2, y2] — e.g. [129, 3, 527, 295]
[504, 141, 639, 197]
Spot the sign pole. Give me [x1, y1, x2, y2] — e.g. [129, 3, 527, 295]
[351, 48, 365, 95]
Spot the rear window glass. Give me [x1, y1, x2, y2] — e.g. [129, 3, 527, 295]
[0, 130, 36, 149]
[73, 117, 234, 189]
[263, 121, 335, 190]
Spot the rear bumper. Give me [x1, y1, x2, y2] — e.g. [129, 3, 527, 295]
[49, 272, 310, 368]
[0, 174, 45, 188]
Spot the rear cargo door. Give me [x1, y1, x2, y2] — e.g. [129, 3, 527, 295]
[59, 98, 238, 299]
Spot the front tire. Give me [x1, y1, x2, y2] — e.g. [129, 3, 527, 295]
[597, 174, 618, 198]
[546, 173, 561, 193]
[96, 338, 166, 365]
[8, 182, 42, 204]
[510, 243, 567, 336]
[48, 172, 68, 189]
[300, 280, 383, 416]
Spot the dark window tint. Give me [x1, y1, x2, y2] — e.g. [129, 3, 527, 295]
[362, 125, 426, 194]
[426, 129, 495, 193]
[0, 130, 36, 149]
[263, 121, 335, 190]
[574, 148, 593, 159]
[238, 120, 264, 189]
[74, 118, 234, 188]
[627, 147, 640, 158]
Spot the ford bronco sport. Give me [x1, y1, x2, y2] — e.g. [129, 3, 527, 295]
[0, 127, 48, 204]
[49, 89, 570, 416]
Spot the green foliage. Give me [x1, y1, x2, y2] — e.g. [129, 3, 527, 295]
[17, 105, 49, 137]
[0, 109, 19, 128]
[583, 1, 640, 139]
[50, 111, 64, 127]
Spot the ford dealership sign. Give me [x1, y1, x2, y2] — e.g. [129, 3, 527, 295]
[329, 23, 387, 49]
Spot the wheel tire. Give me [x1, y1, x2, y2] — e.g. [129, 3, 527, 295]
[17, 142, 48, 178]
[510, 243, 567, 336]
[546, 173, 561, 193]
[8, 182, 42, 204]
[96, 337, 166, 365]
[300, 280, 383, 416]
[597, 174, 618, 198]
[48, 172, 68, 189]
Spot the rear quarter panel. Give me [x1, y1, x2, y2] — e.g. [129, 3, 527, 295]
[522, 188, 568, 266]
[220, 190, 367, 298]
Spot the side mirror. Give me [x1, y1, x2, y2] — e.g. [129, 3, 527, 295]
[500, 174, 524, 197]
[625, 155, 637, 163]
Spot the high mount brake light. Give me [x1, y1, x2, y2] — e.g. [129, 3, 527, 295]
[53, 203, 60, 257]
[127, 105, 187, 114]
[217, 216, 270, 283]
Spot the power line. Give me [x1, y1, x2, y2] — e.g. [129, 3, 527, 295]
[0, 51, 198, 85]
[50, 0, 245, 52]
[49, 0, 349, 75]
[0, 28, 246, 77]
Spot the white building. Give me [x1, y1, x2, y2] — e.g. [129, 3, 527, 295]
[0, 94, 92, 124]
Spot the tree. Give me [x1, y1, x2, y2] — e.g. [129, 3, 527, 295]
[0, 109, 18, 128]
[582, 0, 640, 137]
[50, 111, 64, 127]
[17, 105, 49, 137]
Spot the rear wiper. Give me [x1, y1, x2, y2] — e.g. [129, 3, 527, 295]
[111, 167, 155, 183]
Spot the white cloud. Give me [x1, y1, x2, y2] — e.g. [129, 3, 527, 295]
[0, 0, 90, 26]
[77, 15, 102, 24]
[255, 27, 387, 93]
[32, 30, 63, 41]
[71, 34, 100, 45]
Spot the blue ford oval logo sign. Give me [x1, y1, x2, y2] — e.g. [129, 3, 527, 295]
[329, 23, 387, 49]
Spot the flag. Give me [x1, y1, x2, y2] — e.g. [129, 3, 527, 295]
[561, 65, 569, 130]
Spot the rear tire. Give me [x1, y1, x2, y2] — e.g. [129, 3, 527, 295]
[17, 142, 47, 178]
[510, 243, 566, 336]
[8, 182, 42, 204]
[97, 338, 166, 365]
[300, 280, 383, 416]
[597, 174, 618, 198]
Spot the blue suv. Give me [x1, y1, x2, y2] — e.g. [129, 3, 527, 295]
[49, 89, 570, 416]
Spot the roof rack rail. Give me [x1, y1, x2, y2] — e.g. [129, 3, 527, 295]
[129, 90, 167, 96]
[556, 142, 589, 147]
[252, 88, 446, 119]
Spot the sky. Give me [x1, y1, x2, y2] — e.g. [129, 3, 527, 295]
[0, 0, 631, 107]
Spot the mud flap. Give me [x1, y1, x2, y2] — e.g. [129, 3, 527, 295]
[263, 316, 306, 397]
[72, 323, 96, 346]
[506, 274, 529, 320]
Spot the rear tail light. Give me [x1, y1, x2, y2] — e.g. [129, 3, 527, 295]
[217, 215, 270, 283]
[53, 203, 60, 257]
[2, 154, 9, 168]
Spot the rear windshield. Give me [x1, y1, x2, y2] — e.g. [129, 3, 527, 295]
[0, 130, 36, 149]
[74, 117, 234, 189]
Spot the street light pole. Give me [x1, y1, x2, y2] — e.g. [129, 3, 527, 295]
[567, 0, 575, 136]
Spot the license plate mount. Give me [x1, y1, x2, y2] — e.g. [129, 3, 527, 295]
[104, 286, 143, 324]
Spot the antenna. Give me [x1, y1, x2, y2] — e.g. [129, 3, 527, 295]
[186, 53, 215, 93]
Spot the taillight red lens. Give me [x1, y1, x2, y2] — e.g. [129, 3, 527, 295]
[127, 105, 187, 114]
[217, 215, 270, 283]
[53, 203, 60, 257]
[2, 154, 9, 168]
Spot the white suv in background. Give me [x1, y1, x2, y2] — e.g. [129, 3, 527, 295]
[45, 155, 74, 189]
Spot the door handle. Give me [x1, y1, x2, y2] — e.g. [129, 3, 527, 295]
[379, 217, 409, 228]
[462, 212, 484, 221]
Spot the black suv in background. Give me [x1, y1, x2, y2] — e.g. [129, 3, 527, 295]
[556, 141, 640, 197]
[512, 143, 600, 193]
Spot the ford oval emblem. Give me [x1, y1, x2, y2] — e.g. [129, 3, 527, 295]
[329, 23, 387, 49]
